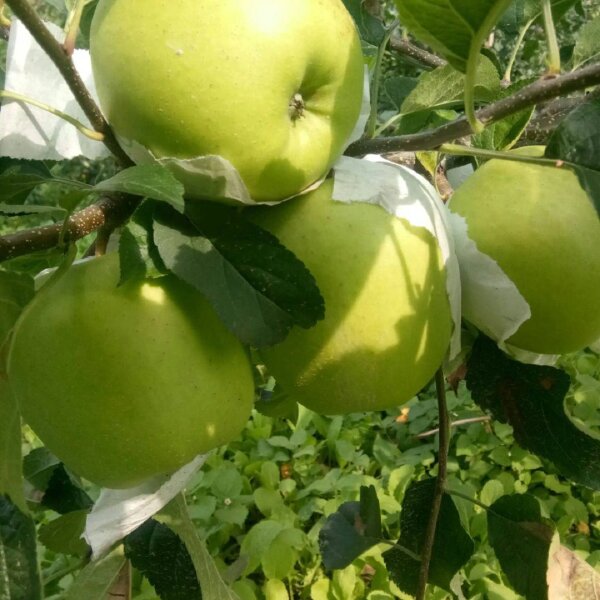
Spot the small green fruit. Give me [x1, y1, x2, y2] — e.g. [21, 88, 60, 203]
[8, 255, 254, 488]
[449, 159, 600, 354]
[90, 0, 365, 203]
[250, 178, 452, 414]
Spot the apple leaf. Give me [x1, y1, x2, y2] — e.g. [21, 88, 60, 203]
[63, 547, 126, 600]
[401, 56, 501, 114]
[39, 463, 93, 515]
[383, 479, 474, 595]
[545, 98, 600, 216]
[466, 335, 600, 490]
[393, 0, 513, 72]
[572, 14, 600, 68]
[319, 485, 382, 569]
[384, 76, 419, 111]
[0, 169, 51, 204]
[342, 0, 386, 46]
[118, 201, 166, 285]
[124, 518, 201, 600]
[499, 0, 578, 34]
[0, 494, 42, 600]
[93, 165, 185, 212]
[472, 79, 536, 150]
[38, 509, 90, 557]
[153, 203, 324, 347]
[487, 494, 556, 600]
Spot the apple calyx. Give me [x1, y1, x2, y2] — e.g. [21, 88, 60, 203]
[288, 92, 305, 121]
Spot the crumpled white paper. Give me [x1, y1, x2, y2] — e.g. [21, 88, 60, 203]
[448, 211, 559, 366]
[0, 20, 108, 161]
[84, 453, 208, 559]
[0, 22, 370, 204]
[332, 155, 462, 359]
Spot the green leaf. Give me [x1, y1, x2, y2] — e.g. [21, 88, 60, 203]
[572, 14, 600, 68]
[38, 509, 90, 556]
[383, 479, 474, 595]
[160, 495, 241, 600]
[319, 485, 382, 569]
[393, 0, 513, 72]
[0, 167, 50, 204]
[124, 519, 200, 600]
[0, 270, 34, 351]
[487, 494, 555, 600]
[0, 203, 67, 216]
[64, 547, 126, 600]
[545, 98, 600, 215]
[0, 380, 25, 514]
[42, 464, 94, 514]
[94, 165, 185, 211]
[22, 447, 60, 491]
[0, 495, 42, 600]
[383, 76, 418, 111]
[466, 335, 600, 490]
[341, 0, 385, 45]
[153, 203, 324, 347]
[401, 56, 501, 114]
[118, 201, 165, 285]
[472, 79, 536, 150]
[499, 0, 578, 34]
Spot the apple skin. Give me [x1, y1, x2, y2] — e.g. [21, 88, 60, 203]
[248, 179, 452, 414]
[89, 0, 364, 203]
[449, 159, 600, 354]
[7, 254, 254, 488]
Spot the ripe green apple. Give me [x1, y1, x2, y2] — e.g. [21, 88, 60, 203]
[449, 159, 600, 354]
[89, 0, 365, 203]
[249, 179, 452, 414]
[7, 254, 254, 488]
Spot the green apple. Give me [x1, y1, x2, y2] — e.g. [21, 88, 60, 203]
[89, 0, 365, 203]
[449, 159, 600, 354]
[7, 254, 254, 488]
[249, 178, 452, 414]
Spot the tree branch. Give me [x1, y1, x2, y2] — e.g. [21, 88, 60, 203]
[0, 195, 137, 262]
[346, 62, 600, 155]
[4, 0, 132, 165]
[389, 36, 446, 69]
[416, 369, 450, 600]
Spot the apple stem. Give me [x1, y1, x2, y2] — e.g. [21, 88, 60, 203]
[0, 88, 105, 141]
[4, 0, 132, 165]
[416, 368, 450, 600]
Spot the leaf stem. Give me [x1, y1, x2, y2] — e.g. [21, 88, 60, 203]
[4, 0, 131, 164]
[444, 488, 490, 512]
[63, 0, 87, 56]
[366, 20, 398, 139]
[503, 17, 536, 85]
[541, 0, 561, 74]
[0, 89, 105, 141]
[416, 368, 450, 600]
[439, 143, 559, 167]
[464, 0, 513, 133]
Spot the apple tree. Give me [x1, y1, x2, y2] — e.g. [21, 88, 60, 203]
[1, 0, 600, 599]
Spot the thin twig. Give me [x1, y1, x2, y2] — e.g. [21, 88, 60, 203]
[0, 194, 137, 262]
[416, 415, 491, 439]
[416, 369, 450, 600]
[346, 62, 600, 156]
[389, 36, 446, 69]
[4, 0, 132, 165]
